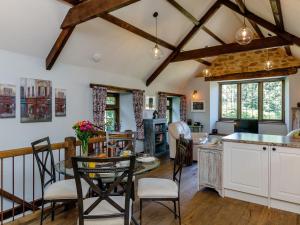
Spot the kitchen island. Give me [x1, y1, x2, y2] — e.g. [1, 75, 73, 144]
[222, 133, 300, 214]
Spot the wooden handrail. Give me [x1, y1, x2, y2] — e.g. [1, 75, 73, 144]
[0, 143, 66, 159]
[0, 135, 107, 159]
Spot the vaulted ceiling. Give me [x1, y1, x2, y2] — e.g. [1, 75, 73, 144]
[0, 0, 300, 89]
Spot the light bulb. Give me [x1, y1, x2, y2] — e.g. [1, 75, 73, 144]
[202, 68, 211, 77]
[235, 26, 254, 45]
[151, 44, 163, 60]
[264, 60, 273, 71]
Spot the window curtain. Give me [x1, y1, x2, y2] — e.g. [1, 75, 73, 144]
[180, 95, 187, 122]
[92, 86, 107, 130]
[158, 93, 167, 118]
[132, 90, 144, 140]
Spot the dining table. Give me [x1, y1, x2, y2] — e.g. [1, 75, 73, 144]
[55, 155, 160, 181]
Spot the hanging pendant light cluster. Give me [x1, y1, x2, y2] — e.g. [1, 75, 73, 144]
[235, 0, 254, 45]
[151, 12, 164, 60]
[264, 48, 273, 71]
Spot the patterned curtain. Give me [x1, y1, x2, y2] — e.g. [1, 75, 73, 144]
[158, 93, 167, 118]
[180, 95, 187, 122]
[132, 90, 144, 140]
[93, 86, 107, 130]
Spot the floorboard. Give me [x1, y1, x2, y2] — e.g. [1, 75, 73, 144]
[7, 158, 300, 225]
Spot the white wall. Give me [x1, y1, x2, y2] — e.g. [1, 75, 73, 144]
[0, 49, 183, 150]
[185, 77, 211, 133]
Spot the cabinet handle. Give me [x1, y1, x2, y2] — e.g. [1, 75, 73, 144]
[272, 147, 276, 151]
[263, 147, 267, 151]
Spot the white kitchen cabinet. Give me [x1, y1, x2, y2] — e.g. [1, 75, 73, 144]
[223, 142, 269, 197]
[271, 146, 300, 204]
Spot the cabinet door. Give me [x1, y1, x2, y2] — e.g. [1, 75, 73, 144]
[271, 146, 300, 204]
[224, 142, 269, 197]
[199, 149, 222, 189]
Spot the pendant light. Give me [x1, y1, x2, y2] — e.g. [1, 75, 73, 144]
[202, 68, 212, 77]
[235, 0, 254, 45]
[264, 48, 273, 71]
[151, 12, 164, 60]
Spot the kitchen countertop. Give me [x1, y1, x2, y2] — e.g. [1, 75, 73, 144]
[222, 132, 300, 148]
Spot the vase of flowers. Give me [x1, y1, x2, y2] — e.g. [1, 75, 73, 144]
[72, 120, 97, 157]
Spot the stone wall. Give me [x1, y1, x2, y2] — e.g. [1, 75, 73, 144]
[206, 47, 300, 77]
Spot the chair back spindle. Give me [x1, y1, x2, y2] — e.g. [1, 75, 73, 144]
[31, 137, 56, 196]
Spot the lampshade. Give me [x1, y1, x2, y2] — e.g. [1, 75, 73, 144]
[151, 44, 164, 60]
[235, 26, 254, 45]
[264, 60, 273, 71]
[202, 68, 211, 77]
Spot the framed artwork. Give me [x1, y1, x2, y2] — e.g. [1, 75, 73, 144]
[55, 88, 66, 117]
[145, 96, 156, 110]
[20, 78, 52, 123]
[0, 84, 16, 118]
[191, 100, 205, 112]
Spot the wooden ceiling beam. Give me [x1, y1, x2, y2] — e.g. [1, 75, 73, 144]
[201, 26, 226, 44]
[146, 0, 222, 86]
[61, 0, 82, 5]
[196, 59, 212, 66]
[99, 13, 211, 66]
[221, 0, 300, 46]
[269, 0, 292, 56]
[173, 36, 291, 62]
[204, 67, 298, 81]
[61, 0, 140, 29]
[46, 0, 139, 70]
[235, 0, 264, 38]
[166, 0, 226, 45]
[99, 14, 176, 51]
[46, 26, 75, 70]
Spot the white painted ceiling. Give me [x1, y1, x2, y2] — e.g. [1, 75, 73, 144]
[0, 0, 299, 87]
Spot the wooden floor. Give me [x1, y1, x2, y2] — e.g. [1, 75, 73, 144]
[8, 158, 300, 225]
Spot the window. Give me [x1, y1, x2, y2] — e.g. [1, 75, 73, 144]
[219, 79, 284, 122]
[105, 93, 120, 131]
[221, 84, 238, 119]
[166, 97, 173, 124]
[263, 81, 283, 120]
[241, 83, 258, 119]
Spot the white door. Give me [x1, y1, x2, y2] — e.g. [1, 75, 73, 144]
[271, 146, 300, 204]
[224, 142, 269, 197]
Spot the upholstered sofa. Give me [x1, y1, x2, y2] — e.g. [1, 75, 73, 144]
[168, 121, 208, 161]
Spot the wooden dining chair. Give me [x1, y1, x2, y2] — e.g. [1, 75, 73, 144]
[137, 135, 188, 225]
[72, 155, 136, 225]
[31, 137, 90, 225]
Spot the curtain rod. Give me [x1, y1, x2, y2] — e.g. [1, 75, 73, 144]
[90, 83, 145, 93]
[158, 91, 184, 97]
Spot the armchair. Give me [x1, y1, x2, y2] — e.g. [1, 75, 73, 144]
[168, 121, 208, 162]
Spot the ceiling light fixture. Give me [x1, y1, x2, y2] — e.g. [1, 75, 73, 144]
[92, 53, 102, 63]
[235, 0, 254, 45]
[192, 90, 198, 99]
[151, 12, 164, 60]
[264, 48, 273, 71]
[202, 68, 212, 77]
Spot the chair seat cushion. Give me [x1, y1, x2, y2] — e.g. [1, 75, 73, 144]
[137, 178, 178, 199]
[44, 178, 89, 200]
[78, 196, 132, 225]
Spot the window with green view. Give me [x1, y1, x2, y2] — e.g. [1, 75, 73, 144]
[221, 84, 238, 119]
[219, 79, 284, 121]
